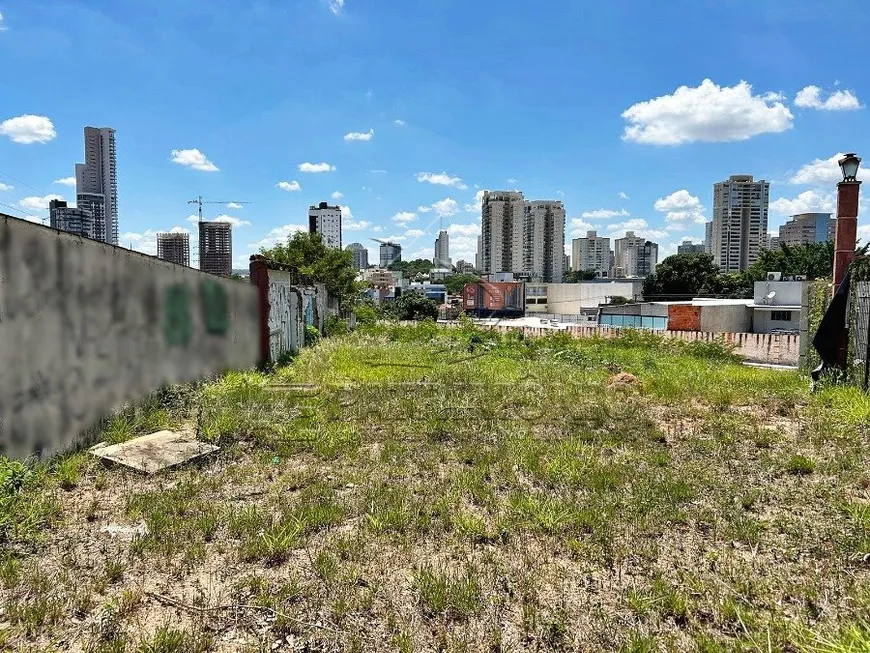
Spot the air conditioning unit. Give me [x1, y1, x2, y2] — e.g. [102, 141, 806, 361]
[793, 275, 807, 281]
[767, 272, 782, 281]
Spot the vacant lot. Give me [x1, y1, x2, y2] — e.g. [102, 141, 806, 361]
[2, 322, 870, 652]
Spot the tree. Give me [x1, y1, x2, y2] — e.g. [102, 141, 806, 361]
[389, 259, 434, 277]
[563, 269, 597, 283]
[607, 296, 631, 305]
[387, 293, 438, 321]
[260, 231, 361, 308]
[748, 241, 834, 281]
[643, 253, 720, 301]
[443, 273, 480, 295]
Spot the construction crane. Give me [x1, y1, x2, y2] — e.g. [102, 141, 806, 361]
[187, 196, 251, 222]
[370, 237, 399, 246]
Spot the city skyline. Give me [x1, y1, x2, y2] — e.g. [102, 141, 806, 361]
[2, 1, 870, 270]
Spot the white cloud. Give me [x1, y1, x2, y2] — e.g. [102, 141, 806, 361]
[619, 191, 629, 199]
[653, 190, 707, 225]
[170, 148, 219, 172]
[19, 194, 63, 212]
[607, 218, 649, 233]
[227, 202, 244, 209]
[0, 115, 56, 144]
[0, 11, 7, 31]
[370, 169, 387, 175]
[621, 79, 793, 145]
[344, 128, 374, 142]
[464, 190, 485, 213]
[417, 205, 432, 213]
[277, 180, 301, 192]
[331, 191, 343, 200]
[393, 211, 416, 225]
[0, 182, 13, 191]
[570, 218, 597, 238]
[556, 190, 565, 197]
[507, 178, 518, 184]
[431, 198, 460, 217]
[790, 152, 870, 185]
[53, 176, 76, 187]
[344, 219, 372, 231]
[385, 234, 407, 243]
[186, 214, 200, 224]
[448, 223, 481, 237]
[372, 225, 383, 233]
[581, 208, 629, 219]
[394, 119, 406, 127]
[249, 224, 307, 250]
[328, 0, 345, 14]
[405, 228, 426, 238]
[417, 172, 468, 190]
[298, 162, 336, 173]
[794, 85, 862, 111]
[119, 230, 160, 256]
[339, 205, 353, 219]
[214, 214, 251, 228]
[770, 190, 835, 216]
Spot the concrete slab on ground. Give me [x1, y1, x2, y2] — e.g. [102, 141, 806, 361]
[90, 430, 219, 474]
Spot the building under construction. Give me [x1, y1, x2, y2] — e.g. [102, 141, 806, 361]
[198, 221, 232, 277]
[156, 232, 190, 267]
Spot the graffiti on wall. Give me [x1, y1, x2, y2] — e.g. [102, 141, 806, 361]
[0, 216, 259, 459]
[267, 270, 303, 360]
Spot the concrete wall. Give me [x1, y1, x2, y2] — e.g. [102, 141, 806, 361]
[753, 280, 805, 306]
[249, 256, 333, 363]
[699, 305, 753, 333]
[753, 309, 801, 334]
[542, 280, 644, 313]
[0, 215, 259, 459]
[446, 322, 800, 366]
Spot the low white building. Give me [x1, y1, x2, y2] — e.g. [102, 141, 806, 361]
[751, 278, 805, 333]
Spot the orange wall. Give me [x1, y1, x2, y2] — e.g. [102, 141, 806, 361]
[667, 305, 701, 331]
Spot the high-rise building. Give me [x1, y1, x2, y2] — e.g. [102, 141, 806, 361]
[157, 232, 191, 267]
[704, 222, 713, 255]
[380, 241, 402, 267]
[711, 175, 770, 272]
[524, 200, 565, 282]
[346, 242, 368, 270]
[480, 190, 526, 276]
[434, 230, 451, 267]
[614, 231, 646, 277]
[455, 259, 475, 274]
[677, 239, 705, 255]
[49, 199, 94, 239]
[75, 127, 118, 244]
[572, 230, 612, 277]
[308, 202, 342, 248]
[198, 221, 232, 277]
[625, 240, 658, 278]
[768, 235, 781, 250]
[778, 212, 835, 246]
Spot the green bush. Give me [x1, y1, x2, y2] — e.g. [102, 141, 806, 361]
[324, 314, 350, 337]
[304, 325, 321, 347]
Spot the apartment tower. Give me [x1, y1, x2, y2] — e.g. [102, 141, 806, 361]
[434, 230, 451, 268]
[346, 242, 368, 270]
[711, 175, 770, 272]
[379, 241, 402, 268]
[198, 221, 232, 277]
[157, 232, 191, 267]
[524, 201, 565, 282]
[778, 212, 835, 246]
[308, 202, 342, 249]
[479, 191, 526, 276]
[75, 127, 118, 244]
[49, 199, 94, 239]
[572, 230, 612, 277]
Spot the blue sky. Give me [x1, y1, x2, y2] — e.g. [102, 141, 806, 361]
[2, 0, 870, 269]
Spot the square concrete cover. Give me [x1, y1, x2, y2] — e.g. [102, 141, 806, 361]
[90, 430, 219, 474]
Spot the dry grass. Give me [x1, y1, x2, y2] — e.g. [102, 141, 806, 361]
[1, 322, 869, 652]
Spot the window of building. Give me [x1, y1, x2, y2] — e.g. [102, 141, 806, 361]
[771, 311, 792, 321]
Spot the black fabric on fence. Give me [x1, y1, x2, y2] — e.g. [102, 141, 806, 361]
[811, 268, 852, 380]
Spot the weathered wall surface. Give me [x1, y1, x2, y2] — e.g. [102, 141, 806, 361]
[441, 322, 800, 366]
[0, 216, 260, 459]
[249, 256, 335, 363]
[698, 305, 752, 334]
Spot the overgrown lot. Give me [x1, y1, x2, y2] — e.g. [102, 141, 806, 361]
[2, 322, 870, 652]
